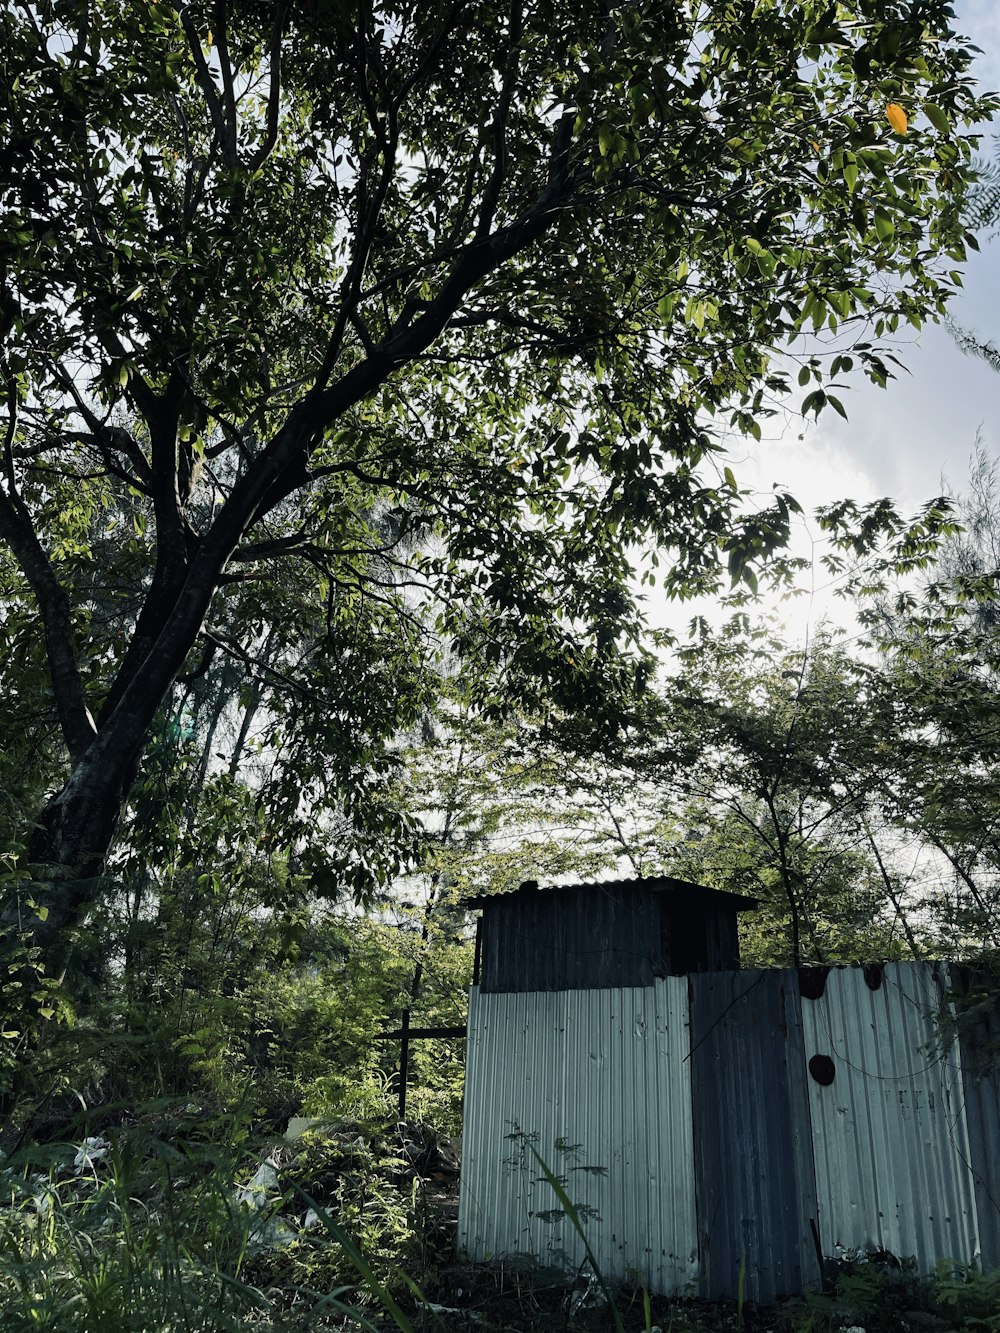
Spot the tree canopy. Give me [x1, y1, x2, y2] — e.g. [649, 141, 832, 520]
[0, 0, 995, 978]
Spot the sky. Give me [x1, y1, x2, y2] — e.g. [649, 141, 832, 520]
[712, 0, 1000, 638]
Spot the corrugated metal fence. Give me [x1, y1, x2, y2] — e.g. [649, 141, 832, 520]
[459, 979, 697, 1294]
[457, 962, 1000, 1301]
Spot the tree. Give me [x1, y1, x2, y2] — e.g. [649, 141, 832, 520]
[846, 451, 1000, 953]
[650, 626, 930, 964]
[393, 628, 936, 969]
[0, 0, 992, 980]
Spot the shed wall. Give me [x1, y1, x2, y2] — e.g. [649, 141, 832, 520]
[689, 970, 820, 1303]
[458, 980, 698, 1293]
[459, 961, 996, 1298]
[668, 900, 741, 975]
[799, 963, 980, 1269]
[479, 887, 663, 992]
[477, 885, 744, 991]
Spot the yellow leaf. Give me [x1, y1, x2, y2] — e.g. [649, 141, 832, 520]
[886, 103, 908, 134]
[812, 141, 820, 153]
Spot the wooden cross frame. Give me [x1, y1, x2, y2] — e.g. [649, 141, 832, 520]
[375, 1009, 467, 1120]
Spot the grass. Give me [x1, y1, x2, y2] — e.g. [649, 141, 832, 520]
[0, 1110, 999, 1331]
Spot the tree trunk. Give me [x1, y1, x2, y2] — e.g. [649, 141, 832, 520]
[0, 741, 147, 1111]
[9, 732, 146, 971]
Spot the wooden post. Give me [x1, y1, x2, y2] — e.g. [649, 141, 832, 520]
[397, 1007, 410, 1121]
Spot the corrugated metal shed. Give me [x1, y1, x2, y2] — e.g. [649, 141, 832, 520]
[458, 979, 698, 1293]
[799, 963, 980, 1268]
[469, 877, 757, 992]
[689, 970, 820, 1303]
[458, 948, 1000, 1297]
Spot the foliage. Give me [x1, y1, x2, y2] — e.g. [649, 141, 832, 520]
[948, 131, 1000, 361]
[932, 1260, 1000, 1331]
[0, 0, 994, 986]
[244, 1122, 465, 1324]
[398, 629, 934, 967]
[0, 1108, 462, 1332]
[783, 1253, 1000, 1333]
[652, 625, 935, 964]
[0, 894, 471, 1148]
[834, 446, 1000, 954]
[0, 1109, 274, 1331]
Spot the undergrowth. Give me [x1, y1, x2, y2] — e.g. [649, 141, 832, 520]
[0, 1107, 999, 1331]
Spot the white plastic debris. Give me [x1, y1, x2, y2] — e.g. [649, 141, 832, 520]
[73, 1137, 110, 1172]
[285, 1116, 325, 1142]
[566, 1271, 607, 1316]
[235, 1156, 280, 1210]
[250, 1214, 297, 1248]
[234, 1154, 298, 1251]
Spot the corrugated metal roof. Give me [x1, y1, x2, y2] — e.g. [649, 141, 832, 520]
[458, 979, 698, 1293]
[799, 963, 980, 1267]
[464, 875, 758, 911]
[689, 970, 820, 1303]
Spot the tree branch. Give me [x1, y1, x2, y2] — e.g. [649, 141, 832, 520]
[179, 6, 235, 171]
[86, 114, 581, 772]
[313, 25, 400, 388]
[476, 0, 522, 240]
[212, 0, 240, 171]
[51, 364, 154, 490]
[248, 3, 288, 173]
[0, 483, 96, 764]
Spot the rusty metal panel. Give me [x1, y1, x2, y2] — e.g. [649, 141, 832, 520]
[458, 979, 698, 1294]
[799, 962, 980, 1268]
[689, 969, 820, 1303]
[952, 965, 1000, 1270]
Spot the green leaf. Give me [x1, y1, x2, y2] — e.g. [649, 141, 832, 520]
[292, 1189, 417, 1332]
[874, 211, 895, 243]
[924, 103, 950, 135]
[685, 297, 705, 331]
